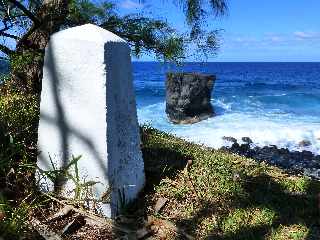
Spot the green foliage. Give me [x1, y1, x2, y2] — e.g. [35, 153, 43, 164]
[0, 197, 31, 239]
[222, 207, 277, 239]
[65, 0, 227, 62]
[177, 0, 227, 40]
[269, 224, 310, 240]
[0, 193, 49, 240]
[67, 0, 116, 26]
[1, 0, 229, 65]
[65, 1, 187, 61]
[40, 155, 101, 203]
[161, 0, 228, 36]
[0, 90, 39, 216]
[0, 91, 39, 145]
[8, 50, 45, 93]
[10, 50, 43, 72]
[64, 0, 228, 61]
[141, 126, 320, 239]
[0, 0, 228, 62]
[0, 126, 26, 174]
[104, 15, 186, 61]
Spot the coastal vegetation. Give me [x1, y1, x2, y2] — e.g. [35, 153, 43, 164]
[141, 127, 320, 239]
[1, 126, 319, 239]
[0, 0, 227, 94]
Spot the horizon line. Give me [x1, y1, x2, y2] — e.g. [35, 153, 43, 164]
[132, 61, 320, 63]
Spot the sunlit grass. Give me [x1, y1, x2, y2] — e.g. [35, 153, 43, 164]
[141, 126, 320, 239]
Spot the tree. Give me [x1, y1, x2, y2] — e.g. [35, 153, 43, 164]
[0, 0, 227, 94]
[0, 2, 228, 229]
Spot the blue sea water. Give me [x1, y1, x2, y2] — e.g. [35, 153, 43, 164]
[1, 61, 319, 154]
[133, 62, 320, 154]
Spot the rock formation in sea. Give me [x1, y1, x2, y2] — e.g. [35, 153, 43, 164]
[165, 72, 215, 124]
[37, 24, 145, 217]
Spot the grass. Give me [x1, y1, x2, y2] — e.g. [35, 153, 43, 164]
[141, 126, 320, 239]
[0, 117, 319, 239]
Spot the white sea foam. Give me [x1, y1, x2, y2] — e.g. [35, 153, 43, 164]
[137, 101, 320, 155]
[212, 99, 232, 111]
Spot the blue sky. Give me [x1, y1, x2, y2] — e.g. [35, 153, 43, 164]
[118, 0, 320, 62]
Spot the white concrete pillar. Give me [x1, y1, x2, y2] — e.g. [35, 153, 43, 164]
[37, 24, 145, 217]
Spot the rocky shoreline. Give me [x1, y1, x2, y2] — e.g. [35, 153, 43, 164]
[220, 137, 320, 180]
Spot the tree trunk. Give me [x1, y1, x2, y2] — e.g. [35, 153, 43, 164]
[12, 0, 68, 95]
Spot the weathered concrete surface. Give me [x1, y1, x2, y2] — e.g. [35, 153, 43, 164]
[166, 72, 215, 124]
[37, 24, 145, 217]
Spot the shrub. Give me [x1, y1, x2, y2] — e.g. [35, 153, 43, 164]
[0, 90, 39, 154]
[0, 89, 40, 199]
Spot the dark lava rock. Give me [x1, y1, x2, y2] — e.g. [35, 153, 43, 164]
[222, 136, 238, 144]
[166, 72, 215, 124]
[301, 150, 313, 160]
[242, 137, 253, 144]
[298, 140, 312, 147]
[230, 142, 241, 152]
[314, 155, 320, 162]
[238, 143, 250, 153]
[220, 138, 320, 180]
[278, 148, 290, 155]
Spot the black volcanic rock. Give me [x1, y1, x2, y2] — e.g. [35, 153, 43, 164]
[299, 140, 312, 147]
[165, 72, 215, 124]
[221, 139, 320, 180]
[242, 137, 253, 144]
[222, 136, 238, 144]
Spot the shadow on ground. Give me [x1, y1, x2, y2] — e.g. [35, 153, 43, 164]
[139, 127, 320, 240]
[205, 174, 320, 239]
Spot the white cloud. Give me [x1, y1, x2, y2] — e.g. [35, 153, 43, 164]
[119, 0, 144, 9]
[263, 33, 286, 43]
[294, 31, 319, 40]
[233, 37, 257, 43]
[269, 36, 283, 43]
[224, 34, 287, 50]
[223, 30, 320, 51]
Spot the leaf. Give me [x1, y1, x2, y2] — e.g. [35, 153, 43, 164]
[80, 181, 100, 188]
[65, 155, 82, 170]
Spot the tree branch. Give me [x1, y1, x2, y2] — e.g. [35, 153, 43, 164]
[0, 20, 15, 34]
[0, 32, 19, 40]
[0, 19, 13, 32]
[0, 56, 9, 61]
[7, 0, 40, 25]
[0, 26, 10, 34]
[0, 44, 13, 56]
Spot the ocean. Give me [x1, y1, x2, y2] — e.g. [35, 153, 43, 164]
[1, 61, 320, 155]
[134, 62, 320, 155]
